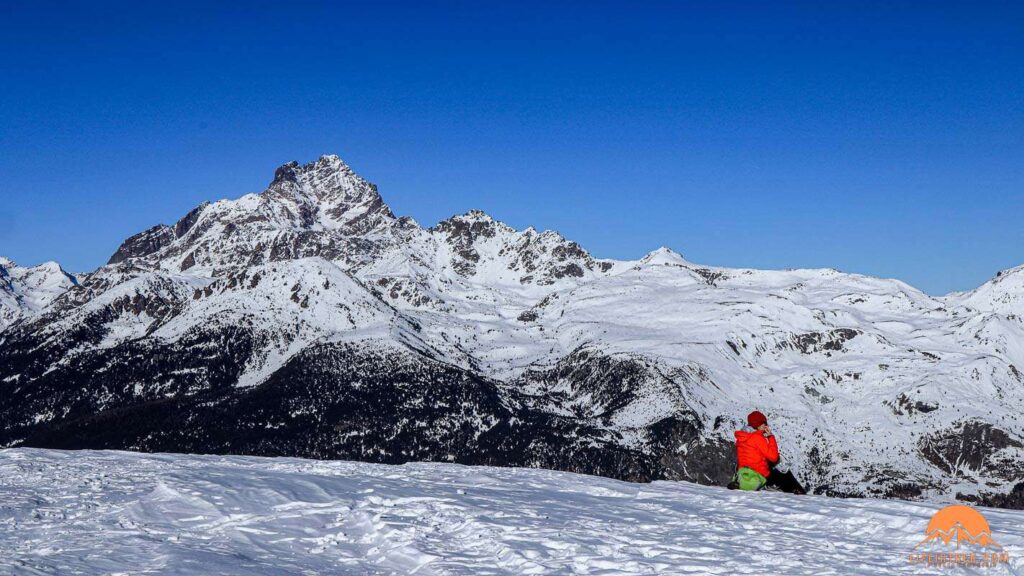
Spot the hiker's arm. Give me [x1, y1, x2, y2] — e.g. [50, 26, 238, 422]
[763, 435, 779, 463]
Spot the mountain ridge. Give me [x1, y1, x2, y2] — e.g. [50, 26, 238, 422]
[2, 154, 1022, 509]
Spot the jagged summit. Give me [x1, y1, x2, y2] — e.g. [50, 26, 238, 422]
[431, 209, 506, 232]
[270, 154, 352, 184]
[99, 155, 612, 287]
[103, 154, 400, 274]
[266, 155, 382, 204]
[450, 209, 493, 221]
[260, 153, 394, 232]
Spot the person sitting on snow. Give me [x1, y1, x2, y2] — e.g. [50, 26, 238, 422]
[728, 410, 806, 494]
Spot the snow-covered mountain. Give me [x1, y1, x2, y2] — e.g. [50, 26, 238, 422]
[0, 257, 78, 332]
[2, 449, 1021, 575]
[1, 154, 1022, 509]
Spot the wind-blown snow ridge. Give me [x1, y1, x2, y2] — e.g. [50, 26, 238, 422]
[2, 449, 1021, 575]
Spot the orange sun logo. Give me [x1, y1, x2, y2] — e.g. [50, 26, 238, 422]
[916, 505, 1002, 549]
[909, 504, 1010, 569]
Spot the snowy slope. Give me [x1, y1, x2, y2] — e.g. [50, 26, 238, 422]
[2, 154, 1024, 509]
[1, 449, 1021, 575]
[955, 265, 1024, 315]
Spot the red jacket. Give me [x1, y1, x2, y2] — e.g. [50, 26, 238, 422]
[735, 429, 779, 478]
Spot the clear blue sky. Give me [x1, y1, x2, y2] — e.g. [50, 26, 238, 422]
[1, 1, 1021, 294]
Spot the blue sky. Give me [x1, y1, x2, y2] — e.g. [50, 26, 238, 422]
[1, 1, 1021, 295]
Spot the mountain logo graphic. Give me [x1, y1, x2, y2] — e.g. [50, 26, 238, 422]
[915, 505, 1001, 549]
[908, 504, 1010, 568]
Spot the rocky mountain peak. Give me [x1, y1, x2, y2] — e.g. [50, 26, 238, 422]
[262, 154, 394, 233]
[431, 210, 507, 239]
[458, 209, 494, 222]
[265, 155, 368, 200]
[270, 154, 347, 183]
[271, 160, 301, 185]
[103, 155, 401, 273]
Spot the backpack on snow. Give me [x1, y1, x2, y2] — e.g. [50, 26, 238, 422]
[733, 467, 767, 491]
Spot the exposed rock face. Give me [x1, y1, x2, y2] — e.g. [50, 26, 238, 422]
[920, 421, 1024, 481]
[2, 154, 1024, 508]
[174, 202, 209, 238]
[783, 329, 860, 354]
[108, 225, 175, 264]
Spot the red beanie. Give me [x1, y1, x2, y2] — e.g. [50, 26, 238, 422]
[747, 410, 768, 428]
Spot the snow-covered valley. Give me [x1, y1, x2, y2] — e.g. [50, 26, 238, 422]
[2, 448, 1021, 575]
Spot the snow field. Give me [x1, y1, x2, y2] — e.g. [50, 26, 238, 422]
[1, 449, 1021, 575]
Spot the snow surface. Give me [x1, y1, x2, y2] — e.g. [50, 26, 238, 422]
[1, 449, 1021, 575]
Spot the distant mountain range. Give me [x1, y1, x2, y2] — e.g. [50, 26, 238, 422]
[2, 154, 1022, 508]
